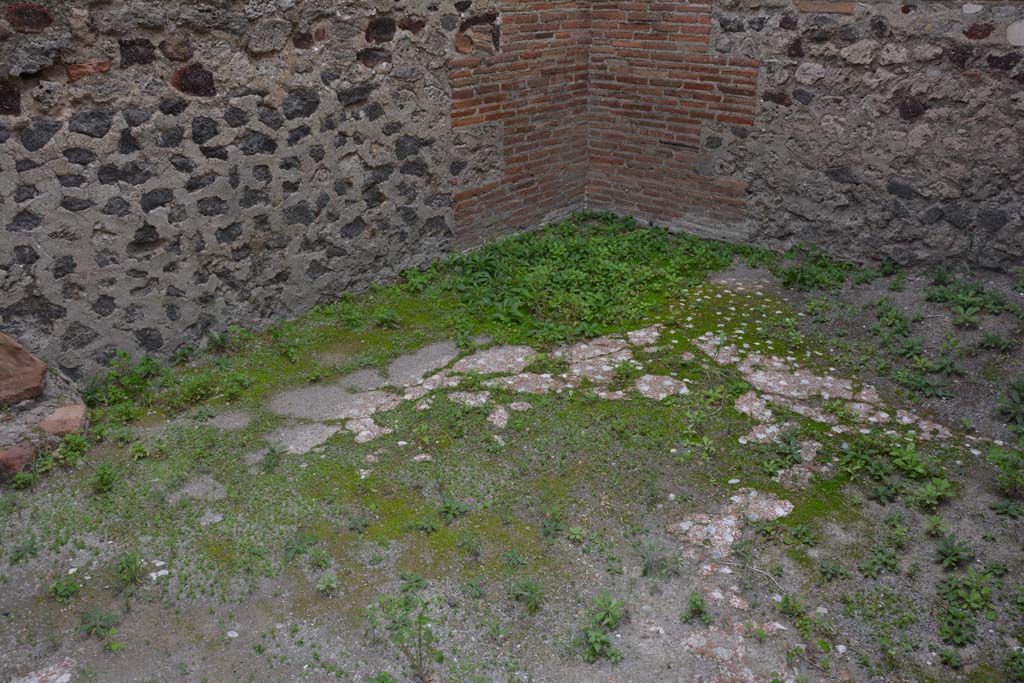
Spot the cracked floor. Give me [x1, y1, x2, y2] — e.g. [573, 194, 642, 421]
[2, 218, 1022, 683]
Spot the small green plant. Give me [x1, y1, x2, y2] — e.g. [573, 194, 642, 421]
[989, 446, 1024, 498]
[567, 526, 586, 544]
[115, 552, 144, 587]
[309, 546, 330, 570]
[999, 375, 1024, 430]
[912, 477, 955, 511]
[858, 545, 899, 578]
[10, 535, 38, 564]
[373, 309, 401, 329]
[11, 472, 35, 490]
[1007, 648, 1024, 682]
[509, 577, 545, 614]
[317, 570, 338, 595]
[364, 587, 442, 683]
[438, 494, 469, 525]
[936, 535, 974, 570]
[924, 515, 947, 537]
[940, 649, 962, 668]
[682, 591, 712, 626]
[347, 515, 370, 534]
[540, 506, 565, 539]
[578, 591, 625, 663]
[90, 463, 117, 495]
[400, 572, 427, 594]
[639, 543, 681, 579]
[952, 305, 980, 328]
[979, 333, 1019, 353]
[48, 576, 83, 604]
[283, 531, 317, 562]
[457, 531, 482, 559]
[413, 515, 439, 535]
[57, 433, 89, 465]
[79, 607, 124, 652]
[819, 561, 850, 582]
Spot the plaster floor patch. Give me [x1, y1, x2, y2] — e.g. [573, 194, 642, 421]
[266, 423, 341, 454]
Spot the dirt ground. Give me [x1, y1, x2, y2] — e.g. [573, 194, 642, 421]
[2, 226, 1022, 683]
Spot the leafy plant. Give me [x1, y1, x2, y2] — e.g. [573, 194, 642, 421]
[682, 591, 712, 626]
[936, 535, 974, 570]
[90, 463, 117, 495]
[364, 587, 442, 683]
[438, 494, 469, 525]
[284, 531, 317, 562]
[989, 447, 1024, 498]
[578, 592, 625, 663]
[79, 608, 124, 652]
[10, 535, 38, 564]
[48, 576, 83, 604]
[317, 570, 338, 595]
[115, 552, 144, 587]
[509, 577, 545, 614]
[999, 375, 1024, 430]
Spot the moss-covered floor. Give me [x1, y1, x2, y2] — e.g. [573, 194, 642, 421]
[2, 215, 1023, 683]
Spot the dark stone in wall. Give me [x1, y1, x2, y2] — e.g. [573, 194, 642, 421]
[192, 116, 219, 144]
[20, 118, 61, 151]
[171, 64, 216, 97]
[5, 3, 53, 33]
[0, 81, 21, 116]
[120, 39, 157, 67]
[69, 110, 114, 138]
[366, 16, 397, 43]
[283, 89, 320, 119]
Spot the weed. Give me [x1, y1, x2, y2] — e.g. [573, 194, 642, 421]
[79, 608, 124, 652]
[462, 577, 484, 599]
[438, 494, 469, 525]
[1008, 648, 1024, 682]
[912, 477, 955, 511]
[400, 572, 428, 593]
[48, 576, 83, 604]
[283, 531, 317, 562]
[413, 515, 439, 535]
[317, 570, 338, 596]
[90, 463, 117, 496]
[57, 434, 89, 466]
[578, 591, 626, 663]
[639, 543, 681, 579]
[951, 305, 980, 328]
[979, 333, 1019, 353]
[819, 561, 850, 582]
[989, 446, 1024, 498]
[509, 577, 545, 614]
[10, 535, 38, 564]
[998, 375, 1024, 430]
[567, 526, 586, 544]
[858, 546, 899, 579]
[115, 552, 144, 586]
[309, 546, 330, 570]
[682, 591, 713, 626]
[778, 245, 849, 290]
[347, 515, 370, 534]
[910, 515, 943, 542]
[456, 531, 481, 559]
[364, 587, 442, 683]
[936, 535, 974, 570]
[939, 649, 962, 668]
[11, 472, 36, 490]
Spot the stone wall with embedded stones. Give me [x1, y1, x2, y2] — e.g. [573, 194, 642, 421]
[2, 1, 1023, 377]
[0, 0, 506, 379]
[706, 0, 1024, 268]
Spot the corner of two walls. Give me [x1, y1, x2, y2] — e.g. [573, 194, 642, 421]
[454, 0, 1024, 268]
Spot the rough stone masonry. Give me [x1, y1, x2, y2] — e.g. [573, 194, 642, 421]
[1, 1, 1022, 377]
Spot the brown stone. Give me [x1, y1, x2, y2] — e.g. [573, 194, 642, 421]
[65, 61, 111, 82]
[797, 1, 855, 14]
[6, 3, 54, 33]
[171, 63, 216, 97]
[0, 442, 38, 475]
[160, 35, 194, 62]
[38, 404, 87, 436]
[0, 332, 46, 407]
[454, 33, 475, 54]
[963, 23, 995, 40]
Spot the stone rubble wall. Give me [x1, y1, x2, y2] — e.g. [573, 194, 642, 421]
[1, 1, 1022, 377]
[1, 0, 481, 378]
[707, 0, 1024, 267]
